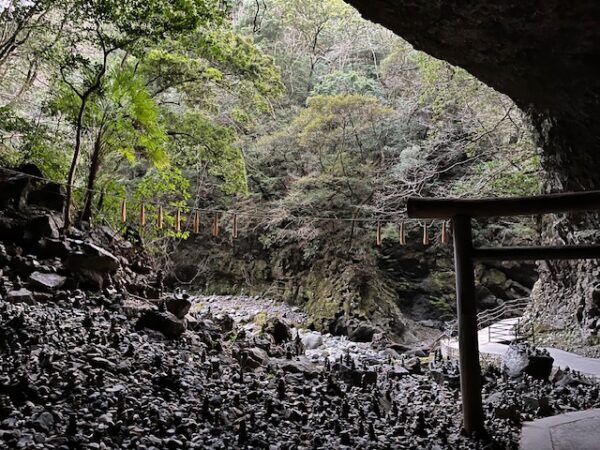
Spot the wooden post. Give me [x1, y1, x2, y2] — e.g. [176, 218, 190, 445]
[452, 215, 484, 434]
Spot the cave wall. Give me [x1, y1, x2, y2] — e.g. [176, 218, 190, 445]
[344, 0, 600, 347]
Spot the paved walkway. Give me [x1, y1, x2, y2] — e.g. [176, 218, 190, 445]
[444, 318, 600, 449]
[444, 317, 600, 379]
[520, 409, 600, 450]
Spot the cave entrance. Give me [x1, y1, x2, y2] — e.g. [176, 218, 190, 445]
[408, 191, 600, 433]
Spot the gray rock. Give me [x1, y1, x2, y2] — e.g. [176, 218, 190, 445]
[502, 343, 553, 380]
[29, 271, 66, 291]
[36, 412, 54, 433]
[67, 242, 120, 273]
[166, 297, 192, 319]
[24, 215, 62, 240]
[135, 310, 187, 339]
[271, 357, 322, 377]
[347, 322, 380, 342]
[28, 182, 65, 212]
[5, 288, 34, 304]
[404, 357, 422, 374]
[242, 347, 269, 369]
[301, 332, 323, 350]
[262, 317, 292, 344]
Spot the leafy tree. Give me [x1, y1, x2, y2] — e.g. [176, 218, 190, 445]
[52, 0, 228, 228]
[48, 63, 168, 223]
[310, 70, 383, 98]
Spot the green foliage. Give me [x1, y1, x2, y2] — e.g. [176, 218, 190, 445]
[48, 62, 168, 171]
[0, 107, 69, 180]
[166, 111, 248, 195]
[311, 71, 383, 98]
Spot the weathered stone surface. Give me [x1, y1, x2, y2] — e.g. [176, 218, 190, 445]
[271, 357, 322, 377]
[0, 172, 33, 210]
[66, 242, 120, 273]
[242, 347, 269, 370]
[502, 343, 554, 380]
[37, 238, 72, 259]
[5, 288, 34, 304]
[27, 182, 65, 212]
[24, 215, 61, 240]
[347, 321, 380, 343]
[340, 365, 377, 387]
[29, 271, 66, 291]
[262, 317, 292, 344]
[165, 297, 192, 319]
[301, 331, 323, 350]
[404, 357, 422, 375]
[135, 310, 187, 339]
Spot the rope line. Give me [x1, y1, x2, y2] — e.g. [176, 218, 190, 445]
[0, 165, 445, 226]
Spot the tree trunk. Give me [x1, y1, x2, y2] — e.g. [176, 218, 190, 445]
[63, 94, 89, 231]
[529, 113, 600, 347]
[79, 135, 103, 224]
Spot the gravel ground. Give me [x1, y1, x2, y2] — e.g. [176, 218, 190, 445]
[1, 292, 599, 449]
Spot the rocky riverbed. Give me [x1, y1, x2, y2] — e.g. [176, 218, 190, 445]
[2, 290, 600, 450]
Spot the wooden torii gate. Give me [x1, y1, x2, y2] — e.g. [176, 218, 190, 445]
[407, 191, 600, 434]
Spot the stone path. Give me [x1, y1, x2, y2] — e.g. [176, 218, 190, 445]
[445, 317, 600, 379]
[520, 409, 600, 450]
[443, 318, 600, 450]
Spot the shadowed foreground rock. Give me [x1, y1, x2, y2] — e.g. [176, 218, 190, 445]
[1, 290, 599, 449]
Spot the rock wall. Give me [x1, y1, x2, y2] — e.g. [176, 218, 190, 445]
[169, 224, 537, 341]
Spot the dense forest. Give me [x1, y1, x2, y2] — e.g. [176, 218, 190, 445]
[0, 0, 541, 337]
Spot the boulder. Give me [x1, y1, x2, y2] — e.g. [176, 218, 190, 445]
[215, 313, 234, 332]
[262, 317, 292, 344]
[24, 215, 61, 241]
[165, 297, 192, 320]
[135, 310, 187, 339]
[388, 365, 410, 379]
[271, 357, 322, 377]
[387, 343, 411, 354]
[0, 173, 33, 210]
[339, 365, 378, 387]
[502, 343, 554, 380]
[5, 288, 34, 304]
[301, 331, 323, 350]
[37, 238, 71, 259]
[0, 216, 23, 243]
[347, 321, 380, 343]
[27, 182, 65, 212]
[242, 347, 269, 370]
[66, 242, 119, 273]
[29, 271, 66, 291]
[75, 268, 105, 291]
[404, 357, 422, 374]
[552, 368, 595, 387]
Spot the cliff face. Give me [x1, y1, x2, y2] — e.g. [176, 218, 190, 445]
[344, 1, 600, 349]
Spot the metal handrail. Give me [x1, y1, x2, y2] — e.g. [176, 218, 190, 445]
[445, 297, 529, 338]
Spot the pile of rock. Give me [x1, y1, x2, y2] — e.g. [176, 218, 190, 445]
[0, 165, 159, 305]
